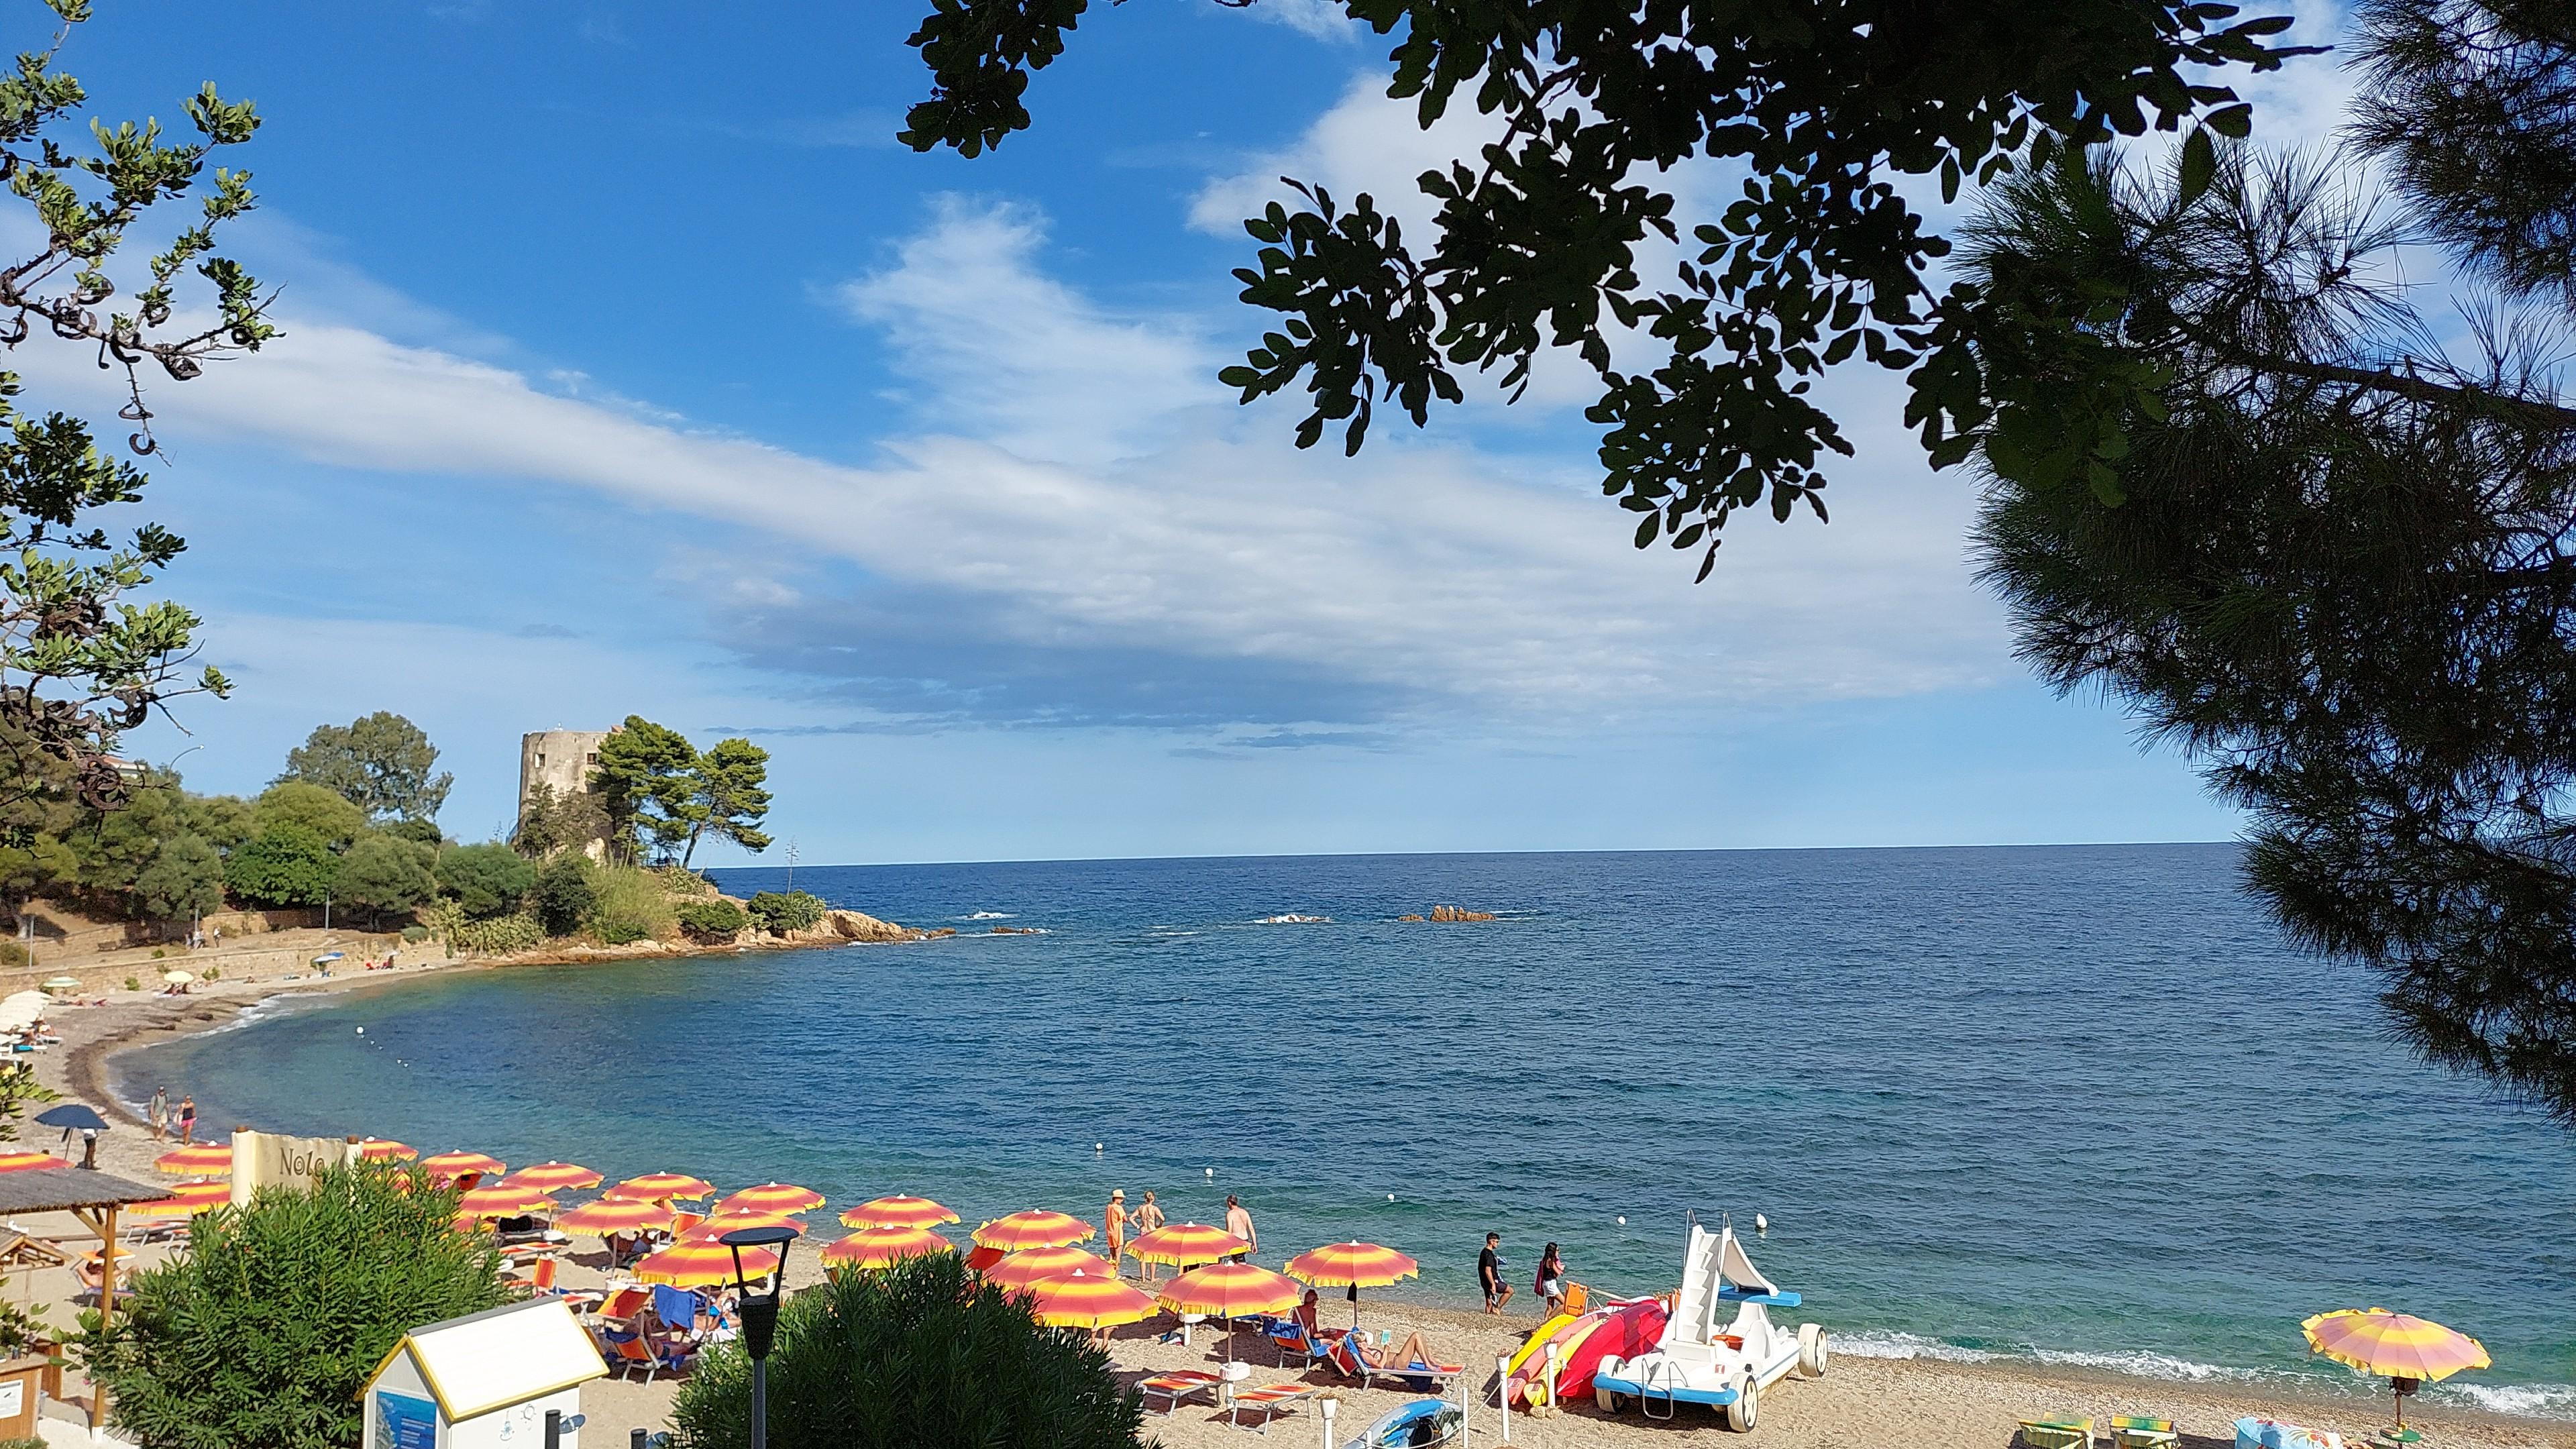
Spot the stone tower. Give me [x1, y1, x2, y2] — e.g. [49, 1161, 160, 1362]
[518, 729, 612, 820]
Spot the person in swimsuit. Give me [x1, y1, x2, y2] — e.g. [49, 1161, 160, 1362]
[1131, 1190, 1166, 1280]
[1104, 1189, 1130, 1277]
[1224, 1194, 1256, 1261]
[1536, 1242, 1566, 1315]
[1352, 1330, 1452, 1371]
[176, 1096, 197, 1146]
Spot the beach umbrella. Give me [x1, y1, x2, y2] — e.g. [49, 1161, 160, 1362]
[159, 970, 191, 985]
[419, 1150, 504, 1185]
[557, 1197, 677, 1238]
[965, 1244, 1005, 1273]
[131, 1179, 230, 1216]
[504, 1161, 602, 1192]
[153, 1144, 233, 1176]
[32, 1106, 103, 1132]
[985, 1246, 1114, 1291]
[37, 978, 77, 994]
[1024, 1269, 1157, 1330]
[1127, 1222, 1250, 1270]
[718, 1182, 825, 1216]
[820, 1226, 953, 1272]
[453, 1184, 555, 1221]
[841, 1195, 959, 1230]
[1286, 1241, 1420, 1328]
[606, 1172, 714, 1201]
[971, 1210, 1093, 1251]
[684, 1211, 807, 1243]
[635, 1238, 779, 1287]
[2303, 1309, 2491, 1430]
[0, 1153, 64, 1173]
[354, 1138, 417, 1162]
[1157, 1260, 1303, 1318]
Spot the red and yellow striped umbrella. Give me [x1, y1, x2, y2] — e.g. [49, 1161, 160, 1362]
[985, 1246, 1113, 1290]
[2304, 1308, 2490, 1428]
[1024, 1269, 1158, 1329]
[419, 1150, 504, 1184]
[683, 1211, 806, 1243]
[504, 1161, 601, 1192]
[841, 1195, 959, 1230]
[354, 1138, 417, 1162]
[153, 1144, 232, 1176]
[453, 1184, 555, 1221]
[0, 1152, 65, 1173]
[971, 1210, 1092, 1251]
[718, 1183, 824, 1216]
[607, 1172, 714, 1201]
[131, 1179, 230, 1216]
[1126, 1222, 1248, 1269]
[557, 1197, 676, 1238]
[1285, 1241, 1418, 1288]
[820, 1226, 954, 1271]
[1157, 1260, 1302, 1318]
[635, 1238, 779, 1287]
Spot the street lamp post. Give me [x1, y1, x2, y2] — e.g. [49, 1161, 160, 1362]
[720, 1224, 798, 1449]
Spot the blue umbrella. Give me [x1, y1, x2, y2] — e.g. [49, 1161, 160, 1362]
[34, 1105, 106, 1132]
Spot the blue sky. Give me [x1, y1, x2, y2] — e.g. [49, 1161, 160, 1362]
[61, 1, 2359, 865]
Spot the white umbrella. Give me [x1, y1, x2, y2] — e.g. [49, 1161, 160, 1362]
[160, 970, 193, 985]
[0, 991, 49, 1031]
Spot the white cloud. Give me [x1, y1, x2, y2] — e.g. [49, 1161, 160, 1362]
[1228, 0, 1358, 42]
[39, 195, 2005, 733]
[1191, 73, 1501, 240]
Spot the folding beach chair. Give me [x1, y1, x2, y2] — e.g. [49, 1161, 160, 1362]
[2111, 1417, 2179, 1449]
[1266, 1318, 1331, 1369]
[2020, 1418, 2098, 1449]
[610, 1334, 690, 1383]
[505, 1256, 559, 1294]
[1227, 1381, 1320, 1434]
[1138, 1369, 1222, 1415]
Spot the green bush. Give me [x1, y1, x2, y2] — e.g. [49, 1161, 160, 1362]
[224, 823, 339, 908]
[434, 843, 536, 920]
[676, 898, 747, 943]
[586, 866, 676, 945]
[149, 948, 163, 960]
[0, 943, 23, 969]
[448, 912, 544, 955]
[670, 1251, 1144, 1449]
[201, 966, 218, 982]
[531, 853, 598, 937]
[335, 835, 437, 926]
[86, 1163, 507, 1449]
[400, 924, 429, 944]
[747, 890, 826, 936]
[123, 976, 139, 993]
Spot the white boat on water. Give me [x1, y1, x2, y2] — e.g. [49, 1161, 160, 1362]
[1592, 1220, 1827, 1429]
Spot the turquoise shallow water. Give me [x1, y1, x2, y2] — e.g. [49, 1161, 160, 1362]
[123, 845, 2574, 1415]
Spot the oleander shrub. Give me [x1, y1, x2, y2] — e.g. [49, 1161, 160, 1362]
[86, 1163, 507, 1449]
[677, 899, 747, 943]
[747, 890, 826, 936]
[670, 1251, 1144, 1449]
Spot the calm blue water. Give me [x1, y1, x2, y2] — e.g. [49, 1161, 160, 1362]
[124, 846, 2575, 1414]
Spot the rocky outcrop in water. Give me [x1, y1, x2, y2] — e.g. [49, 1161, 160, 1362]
[1429, 905, 1497, 922]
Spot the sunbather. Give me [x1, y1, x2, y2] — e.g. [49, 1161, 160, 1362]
[1351, 1330, 1452, 1372]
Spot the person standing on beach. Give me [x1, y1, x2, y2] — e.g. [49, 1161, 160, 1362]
[1479, 1232, 1513, 1314]
[1104, 1189, 1130, 1278]
[147, 1088, 168, 1143]
[1536, 1242, 1567, 1316]
[1224, 1194, 1256, 1261]
[1132, 1190, 1167, 1281]
[175, 1095, 196, 1146]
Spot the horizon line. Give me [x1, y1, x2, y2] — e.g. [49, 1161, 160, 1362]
[698, 837, 2242, 874]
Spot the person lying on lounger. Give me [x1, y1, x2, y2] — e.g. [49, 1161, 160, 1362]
[1350, 1330, 1454, 1371]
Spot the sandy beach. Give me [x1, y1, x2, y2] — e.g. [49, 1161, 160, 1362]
[6, 969, 2568, 1449]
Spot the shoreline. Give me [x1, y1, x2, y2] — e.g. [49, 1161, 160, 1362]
[38, 957, 2575, 1446]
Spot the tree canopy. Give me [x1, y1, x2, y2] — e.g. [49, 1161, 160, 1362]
[0, 1, 277, 810]
[276, 711, 451, 822]
[588, 716, 773, 867]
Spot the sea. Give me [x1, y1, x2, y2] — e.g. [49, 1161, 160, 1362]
[117, 845, 2575, 1417]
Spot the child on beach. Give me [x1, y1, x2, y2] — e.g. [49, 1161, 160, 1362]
[1536, 1242, 1566, 1315]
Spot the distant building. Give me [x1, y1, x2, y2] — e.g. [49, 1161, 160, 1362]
[519, 730, 612, 816]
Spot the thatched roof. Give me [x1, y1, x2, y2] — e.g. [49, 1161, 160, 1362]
[0, 1169, 171, 1216]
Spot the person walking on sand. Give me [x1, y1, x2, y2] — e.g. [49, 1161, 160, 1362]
[1479, 1232, 1513, 1314]
[1536, 1242, 1567, 1316]
[1104, 1189, 1130, 1279]
[1132, 1190, 1166, 1281]
[147, 1087, 168, 1143]
[1224, 1194, 1256, 1262]
[175, 1095, 196, 1146]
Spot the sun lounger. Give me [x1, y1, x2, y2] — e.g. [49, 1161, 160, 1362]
[2020, 1418, 2098, 1449]
[1326, 1334, 1464, 1393]
[1229, 1381, 1320, 1434]
[1139, 1369, 1223, 1415]
[608, 1334, 690, 1383]
[2111, 1417, 2179, 1449]
[1266, 1319, 1337, 1368]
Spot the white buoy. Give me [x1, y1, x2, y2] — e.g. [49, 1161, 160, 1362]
[355, 1026, 364, 1035]
[1095, 1142, 1104, 1152]
[1205, 1167, 1215, 1178]
[1387, 1193, 1395, 1201]
[1617, 1216, 1626, 1225]
[1756, 1212, 1770, 1236]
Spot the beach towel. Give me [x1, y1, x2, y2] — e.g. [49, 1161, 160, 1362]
[651, 1284, 697, 1328]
